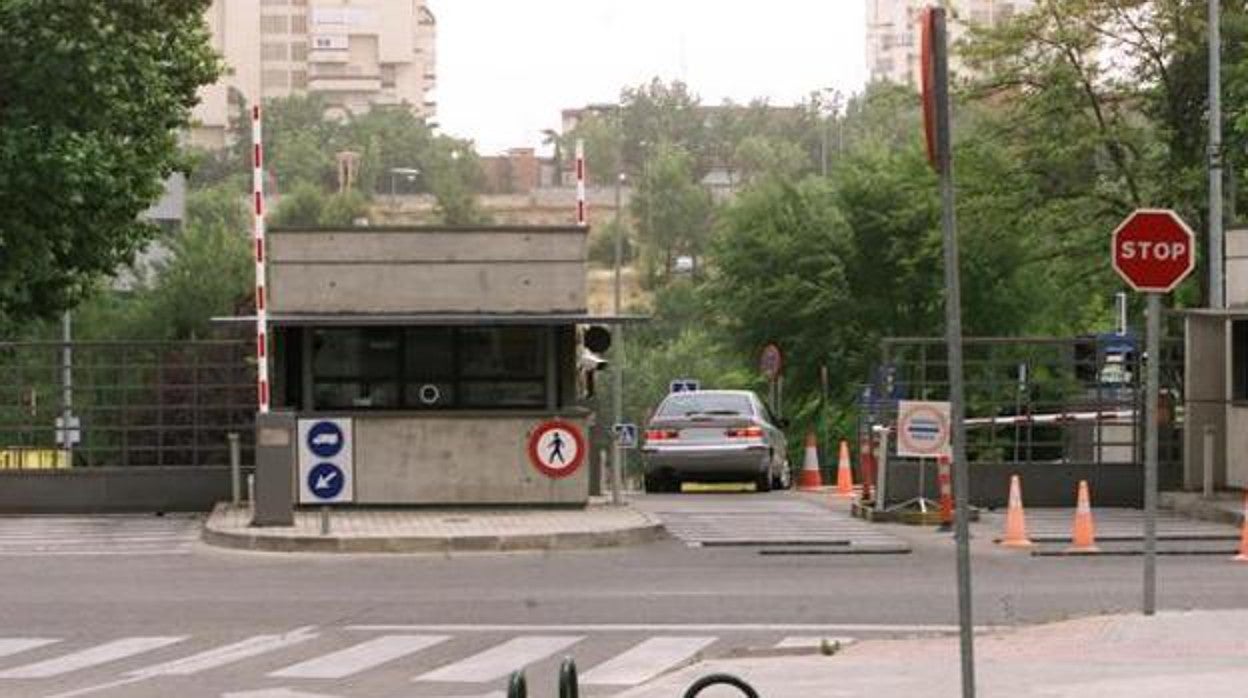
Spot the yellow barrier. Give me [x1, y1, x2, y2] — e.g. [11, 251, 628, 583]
[0, 449, 70, 470]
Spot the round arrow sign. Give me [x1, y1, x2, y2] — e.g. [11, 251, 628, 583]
[307, 462, 345, 500]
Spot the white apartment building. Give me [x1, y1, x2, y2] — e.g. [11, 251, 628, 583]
[192, 0, 437, 148]
[865, 0, 1034, 85]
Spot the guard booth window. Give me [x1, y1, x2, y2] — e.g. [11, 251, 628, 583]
[1233, 320, 1248, 402]
[310, 326, 550, 410]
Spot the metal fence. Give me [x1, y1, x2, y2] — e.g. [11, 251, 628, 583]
[860, 335, 1183, 480]
[0, 340, 256, 468]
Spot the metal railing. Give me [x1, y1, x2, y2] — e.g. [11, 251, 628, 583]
[860, 335, 1182, 481]
[0, 340, 255, 468]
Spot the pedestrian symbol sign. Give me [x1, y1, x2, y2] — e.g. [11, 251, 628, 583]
[307, 462, 345, 500]
[297, 418, 354, 504]
[613, 423, 638, 448]
[527, 420, 586, 479]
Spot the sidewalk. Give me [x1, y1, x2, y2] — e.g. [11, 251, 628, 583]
[619, 610, 1248, 697]
[201, 501, 665, 553]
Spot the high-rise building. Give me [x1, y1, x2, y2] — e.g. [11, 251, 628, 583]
[192, 0, 437, 148]
[865, 0, 1033, 86]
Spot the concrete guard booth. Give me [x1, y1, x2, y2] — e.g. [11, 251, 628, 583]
[1180, 229, 1248, 492]
[250, 225, 638, 509]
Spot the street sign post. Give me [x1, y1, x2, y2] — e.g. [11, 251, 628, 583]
[1111, 208, 1196, 618]
[669, 379, 700, 394]
[613, 423, 638, 449]
[922, 8, 975, 697]
[760, 344, 783, 416]
[296, 418, 354, 504]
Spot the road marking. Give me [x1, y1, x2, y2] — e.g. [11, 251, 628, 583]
[269, 635, 448, 679]
[415, 635, 583, 683]
[0, 638, 59, 659]
[0, 637, 185, 679]
[134, 627, 320, 676]
[351, 623, 967, 634]
[580, 636, 715, 685]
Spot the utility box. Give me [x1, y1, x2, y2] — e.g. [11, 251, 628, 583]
[253, 410, 296, 525]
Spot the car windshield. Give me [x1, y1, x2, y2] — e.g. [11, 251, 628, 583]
[656, 393, 753, 418]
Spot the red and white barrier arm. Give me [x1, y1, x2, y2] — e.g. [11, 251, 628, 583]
[575, 138, 587, 227]
[252, 105, 270, 414]
[964, 410, 1135, 428]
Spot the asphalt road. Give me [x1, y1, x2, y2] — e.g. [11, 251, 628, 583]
[0, 492, 1245, 698]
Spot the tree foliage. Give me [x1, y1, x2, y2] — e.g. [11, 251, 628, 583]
[0, 0, 220, 325]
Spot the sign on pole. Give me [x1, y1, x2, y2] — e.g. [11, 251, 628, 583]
[896, 400, 952, 459]
[1110, 208, 1195, 618]
[669, 379, 700, 394]
[613, 423, 638, 449]
[297, 418, 354, 504]
[759, 344, 783, 381]
[1111, 209, 1196, 293]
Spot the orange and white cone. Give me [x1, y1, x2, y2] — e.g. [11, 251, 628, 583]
[1234, 491, 1248, 562]
[834, 440, 855, 497]
[999, 474, 1032, 548]
[1067, 480, 1099, 553]
[798, 431, 823, 491]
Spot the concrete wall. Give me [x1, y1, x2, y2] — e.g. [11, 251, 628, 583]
[1184, 314, 1228, 489]
[0, 468, 235, 514]
[350, 413, 589, 505]
[1228, 408, 1248, 488]
[881, 461, 1145, 508]
[268, 227, 587, 314]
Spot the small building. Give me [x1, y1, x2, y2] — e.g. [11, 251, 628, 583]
[255, 224, 635, 506]
[1181, 230, 1248, 491]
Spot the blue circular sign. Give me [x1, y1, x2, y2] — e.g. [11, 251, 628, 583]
[307, 462, 345, 500]
[307, 421, 344, 459]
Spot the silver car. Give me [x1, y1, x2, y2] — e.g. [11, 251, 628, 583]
[641, 390, 790, 493]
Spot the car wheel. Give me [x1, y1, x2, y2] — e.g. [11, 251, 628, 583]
[666, 475, 683, 493]
[643, 473, 664, 494]
[755, 471, 772, 493]
[775, 463, 792, 490]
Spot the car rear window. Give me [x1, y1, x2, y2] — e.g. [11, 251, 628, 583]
[656, 393, 753, 417]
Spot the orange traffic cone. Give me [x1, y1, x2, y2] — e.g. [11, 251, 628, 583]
[1067, 480, 1099, 553]
[1000, 474, 1032, 548]
[798, 432, 823, 491]
[834, 440, 855, 497]
[1234, 491, 1248, 562]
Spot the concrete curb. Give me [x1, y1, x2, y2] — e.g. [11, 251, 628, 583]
[200, 503, 668, 554]
[1160, 492, 1245, 527]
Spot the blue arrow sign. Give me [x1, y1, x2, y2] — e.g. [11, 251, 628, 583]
[307, 421, 345, 459]
[307, 462, 345, 500]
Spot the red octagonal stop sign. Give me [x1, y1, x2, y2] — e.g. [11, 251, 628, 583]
[1111, 209, 1196, 293]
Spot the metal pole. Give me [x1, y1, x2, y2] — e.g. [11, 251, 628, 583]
[1144, 294, 1160, 616]
[321, 505, 331, 536]
[1203, 423, 1216, 498]
[931, 9, 976, 696]
[61, 311, 73, 462]
[1210, 0, 1225, 309]
[821, 118, 828, 177]
[229, 432, 241, 507]
[611, 172, 625, 505]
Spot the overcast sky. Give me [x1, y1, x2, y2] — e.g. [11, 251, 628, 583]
[432, 1, 868, 154]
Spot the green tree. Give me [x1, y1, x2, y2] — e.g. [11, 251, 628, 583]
[0, 0, 220, 324]
[630, 143, 713, 283]
[271, 181, 325, 227]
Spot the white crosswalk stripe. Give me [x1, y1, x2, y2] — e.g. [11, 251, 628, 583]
[580, 636, 715, 685]
[0, 637, 186, 679]
[415, 635, 584, 683]
[131, 627, 319, 677]
[269, 634, 448, 679]
[775, 636, 855, 649]
[0, 515, 198, 556]
[0, 628, 876, 695]
[981, 508, 1240, 542]
[0, 638, 59, 659]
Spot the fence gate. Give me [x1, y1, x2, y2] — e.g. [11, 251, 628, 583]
[0, 340, 256, 470]
[859, 335, 1183, 507]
